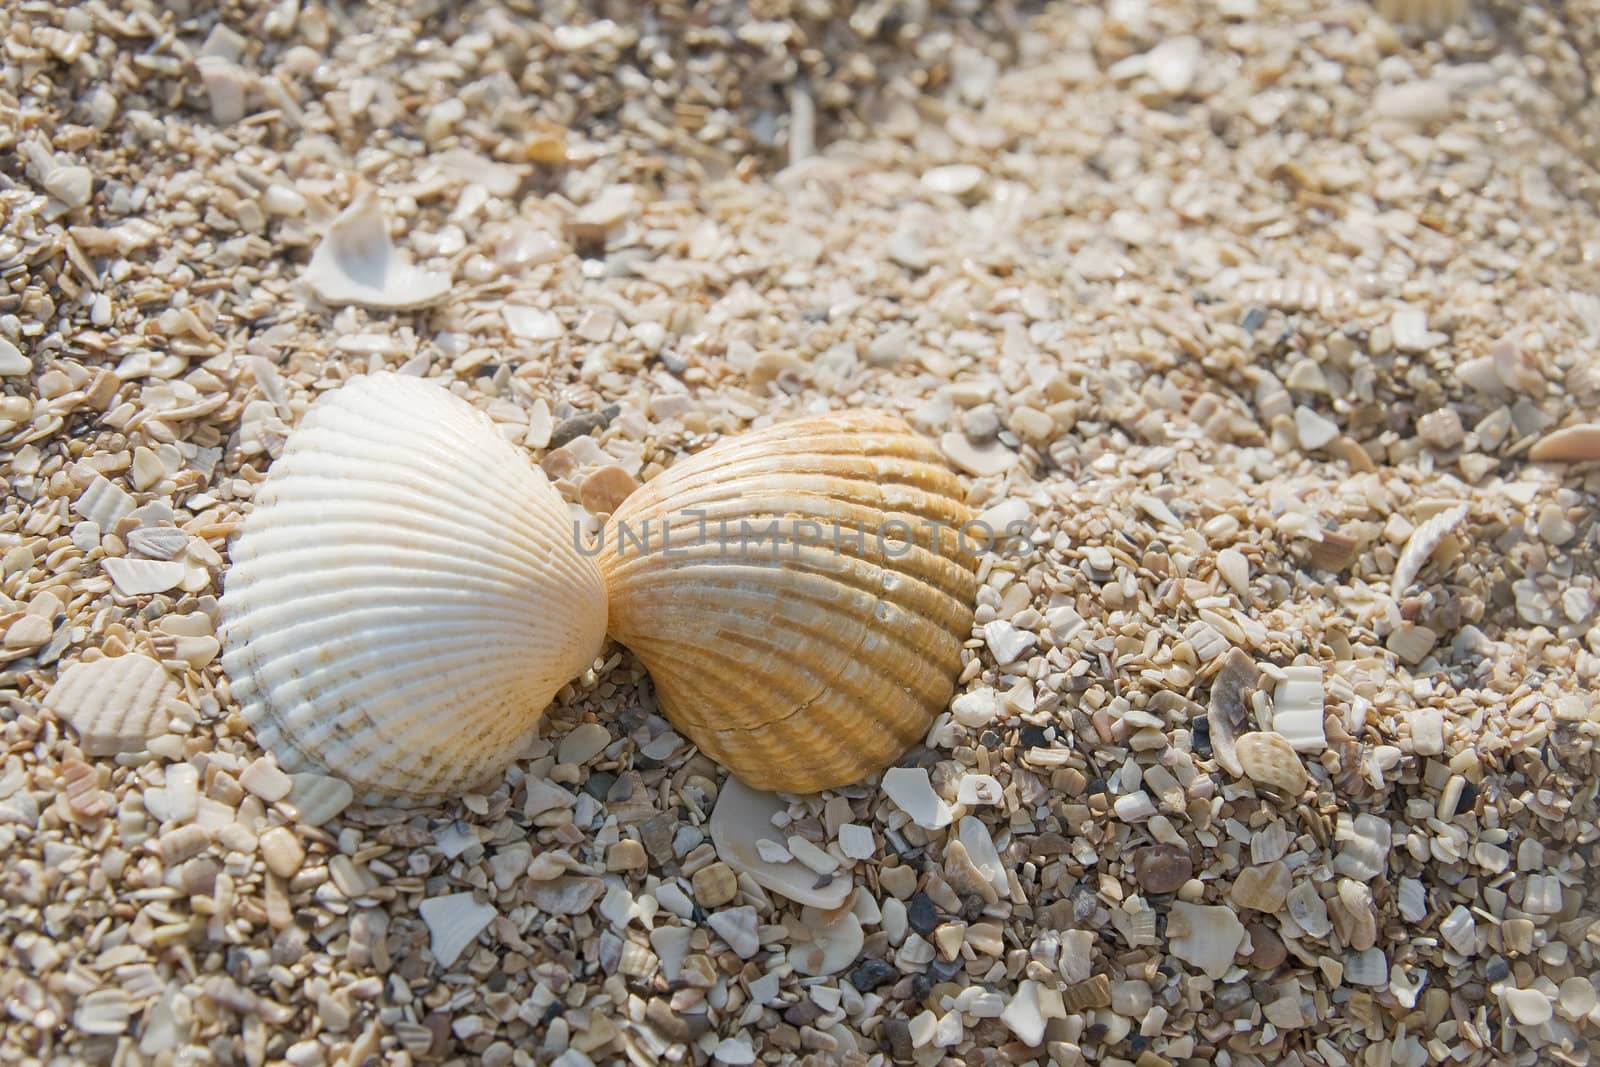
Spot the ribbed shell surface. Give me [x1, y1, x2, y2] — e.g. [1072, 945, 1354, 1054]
[598, 411, 978, 793]
[221, 374, 607, 802]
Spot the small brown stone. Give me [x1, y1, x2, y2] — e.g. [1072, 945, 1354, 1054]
[1130, 844, 1193, 895]
[607, 838, 647, 872]
[1306, 527, 1361, 571]
[580, 464, 639, 515]
[692, 862, 738, 908]
[1060, 973, 1111, 1011]
[1244, 922, 1287, 970]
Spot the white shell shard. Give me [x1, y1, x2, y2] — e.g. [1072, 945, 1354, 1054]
[882, 767, 952, 829]
[43, 654, 177, 756]
[221, 374, 608, 802]
[1345, 948, 1389, 988]
[1391, 503, 1468, 595]
[302, 191, 451, 310]
[709, 777, 853, 909]
[1166, 902, 1245, 979]
[787, 906, 864, 977]
[419, 892, 497, 968]
[1271, 666, 1326, 753]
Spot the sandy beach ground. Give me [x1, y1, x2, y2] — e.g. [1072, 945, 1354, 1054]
[2, 1, 1599, 1065]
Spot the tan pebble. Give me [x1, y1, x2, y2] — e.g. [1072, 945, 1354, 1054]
[1235, 732, 1308, 795]
[580, 464, 639, 516]
[1244, 922, 1288, 969]
[1230, 862, 1291, 913]
[933, 921, 967, 960]
[607, 839, 647, 872]
[1009, 407, 1054, 443]
[3, 614, 51, 649]
[692, 862, 739, 908]
[239, 757, 293, 802]
[259, 826, 305, 878]
[1528, 423, 1600, 463]
[157, 824, 211, 865]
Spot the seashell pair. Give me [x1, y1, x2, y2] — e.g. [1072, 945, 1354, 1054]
[220, 374, 979, 801]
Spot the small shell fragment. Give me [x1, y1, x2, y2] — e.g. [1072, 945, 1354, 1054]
[883, 767, 953, 830]
[43, 654, 177, 756]
[74, 987, 133, 1036]
[419, 892, 497, 969]
[1345, 947, 1389, 988]
[103, 557, 187, 596]
[1391, 503, 1468, 595]
[1374, 0, 1470, 30]
[1502, 987, 1554, 1027]
[302, 191, 451, 310]
[1528, 423, 1600, 463]
[787, 907, 864, 977]
[1270, 666, 1326, 753]
[709, 777, 853, 909]
[1166, 902, 1245, 979]
[1235, 731, 1309, 796]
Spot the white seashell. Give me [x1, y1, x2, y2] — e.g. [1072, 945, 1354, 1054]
[1166, 902, 1245, 979]
[285, 773, 355, 827]
[301, 191, 451, 310]
[1333, 812, 1392, 882]
[221, 374, 608, 802]
[1440, 904, 1477, 955]
[709, 777, 853, 909]
[1392, 503, 1468, 594]
[74, 987, 133, 1036]
[956, 773, 1003, 807]
[43, 654, 177, 756]
[1397, 877, 1428, 924]
[1286, 880, 1332, 939]
[419, 892, 497, 969]
[1558, 977, 1598, 1020]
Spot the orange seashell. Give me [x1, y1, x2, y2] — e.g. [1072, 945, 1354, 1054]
[599, 411, 978, 793]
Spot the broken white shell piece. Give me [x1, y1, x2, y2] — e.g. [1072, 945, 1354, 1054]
[1333, 812, 1392, 881]
[956, 773, 1004, 807]
[882, 767, 952, 829]
[709, 778, 852, 910]
[302, 190, 451, 310]
[419, 892, 497, 969]
[788, 906, 864, 977]
[1166, 902, 1245, 979]
[43, 654, 177, 756]
[1391, 503, 1468, 595]
[1271, 665, 1327, 753]
[1346, 947, 1389, 988]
